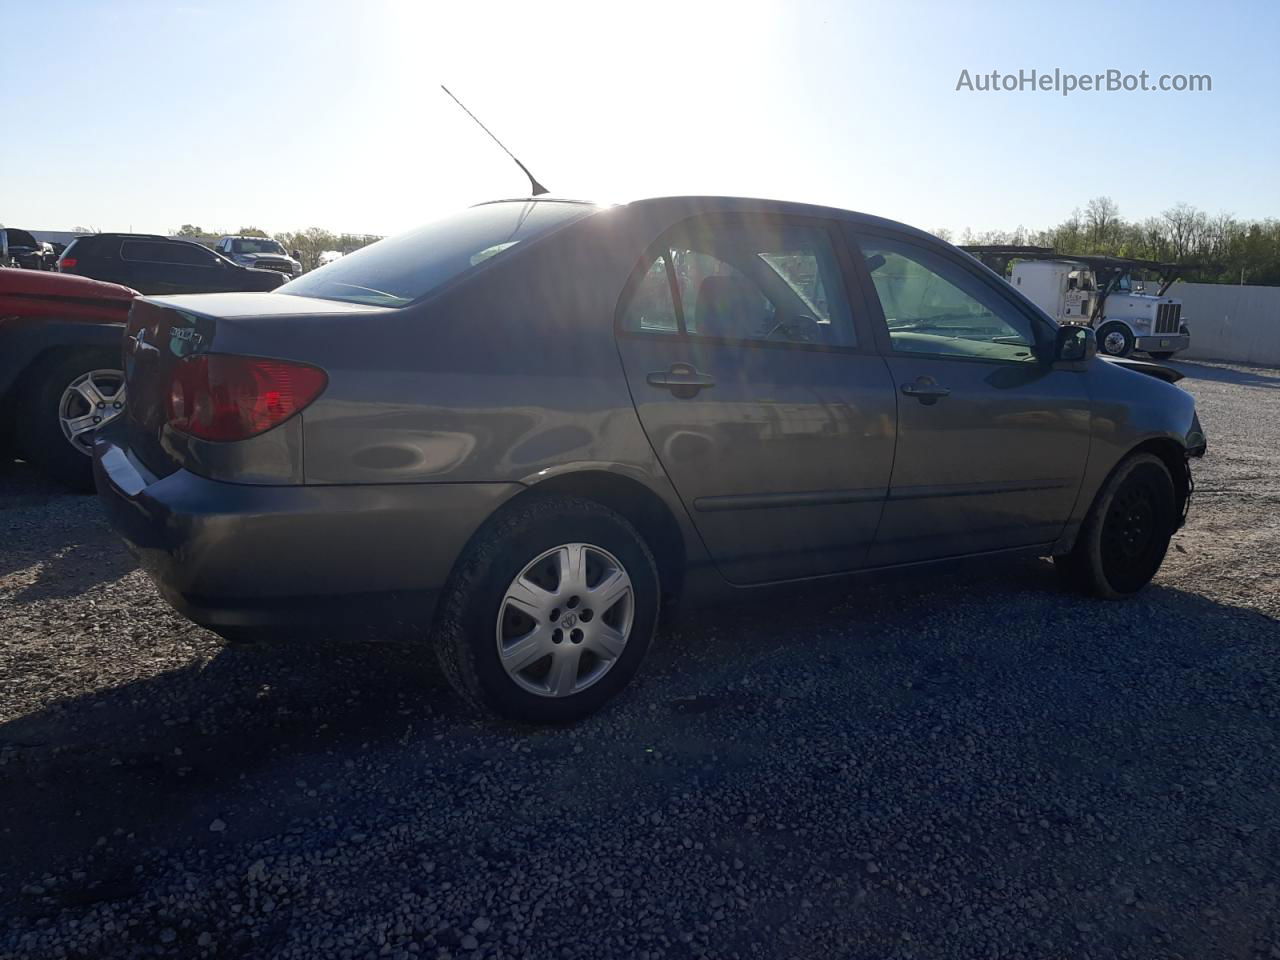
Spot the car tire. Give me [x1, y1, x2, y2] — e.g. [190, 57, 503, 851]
[434, 495, 660, 724]
[1054, 453, 1177, 599]
[1096, 322, 1135, 358]
[16, 348, 126, 492]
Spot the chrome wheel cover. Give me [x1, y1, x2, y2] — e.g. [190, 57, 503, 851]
[496, 543, 634, 698]
[58, 369, 126, 455]
[1102, 330, 1129, 355]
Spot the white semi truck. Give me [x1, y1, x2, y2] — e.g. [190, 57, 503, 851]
[961, 246, 1191, 360]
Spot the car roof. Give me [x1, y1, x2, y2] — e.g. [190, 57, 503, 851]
[83, 233, 217, 250]
[89, 232, 171, 240]
[474, 195, 941, 245]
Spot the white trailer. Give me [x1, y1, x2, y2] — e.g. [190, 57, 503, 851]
[962, 246, 1192, 360]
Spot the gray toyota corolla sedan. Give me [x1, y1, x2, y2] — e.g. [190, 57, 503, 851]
[95, 196, 1207, 722]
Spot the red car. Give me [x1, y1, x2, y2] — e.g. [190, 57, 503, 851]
[0, 268, 136, 488]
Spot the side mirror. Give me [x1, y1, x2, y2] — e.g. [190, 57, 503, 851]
[1055, 325, 1095, 363]
[291, 250, 301, 260]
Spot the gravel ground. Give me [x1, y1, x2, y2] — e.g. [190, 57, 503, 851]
[1, 360, 1278, 960]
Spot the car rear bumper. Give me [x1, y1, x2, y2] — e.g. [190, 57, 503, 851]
[1135, 333, 1190, 353]
[93, 431, 522, 631]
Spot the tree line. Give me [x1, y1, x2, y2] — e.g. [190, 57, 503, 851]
[936, 198, 1280, 285]
[173, 225, 382, 271]
[74, 199, 1280, 284]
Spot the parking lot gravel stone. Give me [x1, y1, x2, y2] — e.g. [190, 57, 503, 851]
[1, 361, 1278, 959]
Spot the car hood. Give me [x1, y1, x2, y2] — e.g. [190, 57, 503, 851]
[1099, 354, 1183, 383]
[238, 252, 298, 264]
[0, 269, 138, 323]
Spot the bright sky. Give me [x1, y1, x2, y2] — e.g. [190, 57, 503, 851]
[2, 0, 1276, 238]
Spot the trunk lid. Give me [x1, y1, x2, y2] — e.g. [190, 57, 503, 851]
[122, 293, 391, 476]
[123, 299, 216, 475]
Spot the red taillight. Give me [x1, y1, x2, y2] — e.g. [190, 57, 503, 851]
[59, 257, 78, 270]
[166, 355, 327, 441]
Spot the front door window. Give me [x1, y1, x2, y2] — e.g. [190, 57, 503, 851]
[859, 237, 1038, 363]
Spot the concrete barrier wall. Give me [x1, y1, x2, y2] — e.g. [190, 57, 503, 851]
[1169, 282, 1280, 366]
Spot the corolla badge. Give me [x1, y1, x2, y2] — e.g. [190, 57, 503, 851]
[169, 324, 204, 357]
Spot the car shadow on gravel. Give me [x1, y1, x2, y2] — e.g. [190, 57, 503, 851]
[3, 523, 136, 603]
[0, 630, 464, 890]
[1172, 361, 1280, 389]
[0, 457, 61, 502]
[3, 550, 1275, 902]
[0, 457, 136, 599]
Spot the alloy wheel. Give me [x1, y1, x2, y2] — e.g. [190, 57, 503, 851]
[58, 369, 126, 455]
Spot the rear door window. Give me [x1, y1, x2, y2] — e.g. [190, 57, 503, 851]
[619, 256, 680, 333]
[619, 216, 857, 347]
[673, 249, 779, 340]
[121, 241, 168, 263]
[121, 241, 215, 266]
[166, 242, 218, 266]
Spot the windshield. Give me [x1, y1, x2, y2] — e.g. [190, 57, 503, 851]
[276, 201, 598, 307]
[233, 239, 287, 255]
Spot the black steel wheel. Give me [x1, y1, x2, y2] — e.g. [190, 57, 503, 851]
[1055, 453, 1177, 598]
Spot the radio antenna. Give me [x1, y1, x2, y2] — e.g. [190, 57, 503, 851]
[441, 85, 549, 197]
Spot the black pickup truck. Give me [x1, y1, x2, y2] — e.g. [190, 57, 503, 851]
[1, 228, 56, 270]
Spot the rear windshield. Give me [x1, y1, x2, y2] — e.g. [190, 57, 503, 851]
[276, 201, 598, 307]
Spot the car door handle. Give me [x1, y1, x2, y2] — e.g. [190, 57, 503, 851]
[900, 380, 951, 405]
[647, 364, 716, 394]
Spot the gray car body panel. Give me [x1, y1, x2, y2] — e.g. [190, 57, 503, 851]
[94, 434, 523, 628]
[95, 196, 1203, 629]
[1051, 355, 1202, 553]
